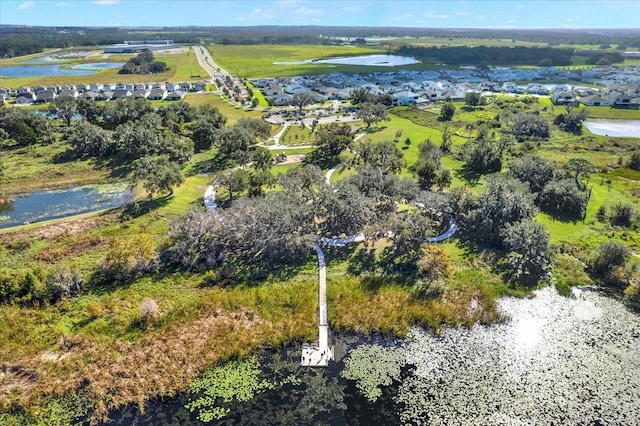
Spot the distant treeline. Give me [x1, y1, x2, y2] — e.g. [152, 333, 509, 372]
[2, 25, 640, 58]
[396, 45, 575, 67]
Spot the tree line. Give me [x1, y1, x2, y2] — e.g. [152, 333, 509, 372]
[396, 45, 575, 67]
[3, 25, 640, 58]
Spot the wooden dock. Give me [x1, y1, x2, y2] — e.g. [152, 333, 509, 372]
[301, 243, 334, 367]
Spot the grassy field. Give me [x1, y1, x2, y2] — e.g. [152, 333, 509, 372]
[207, 44, 400, 78]
[0, 49, 207, 89]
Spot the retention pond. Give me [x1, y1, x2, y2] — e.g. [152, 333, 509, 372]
[0, 183, 133, 229]
[584, 119, 640, 137]
[102, 286, 640, 425]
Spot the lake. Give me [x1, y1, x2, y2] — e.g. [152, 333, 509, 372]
[0, 183, 133, 229]
[0, 62, 124, 78]
[102, 286, 640, 425]
[584, 119, 640, 137]
[274, 54, 420, 67]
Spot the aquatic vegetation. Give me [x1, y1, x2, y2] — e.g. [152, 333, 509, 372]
[396, 287, 640, 424]
[185, 356, 298, 422]
[341, 344, 405, 402]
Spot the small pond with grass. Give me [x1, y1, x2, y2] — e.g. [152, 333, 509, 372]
[101, 286, 639, 425]
[274, 54, 420, 67]
[0, 62, 124, 78]
[0, 183, 133, 229]
[584, 119, 640, 137]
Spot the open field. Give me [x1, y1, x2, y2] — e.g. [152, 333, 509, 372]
[205, 44, 429, 78]
[0, 49, 207, 89]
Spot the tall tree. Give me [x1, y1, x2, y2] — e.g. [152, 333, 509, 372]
[218, 169, 249, 203]
[509, 155, 555, 193]
[132, 155, 184, 197]
[566, 157, 596, 188]
[358, 103, 389, 129]
[501, 219, 551, 284]
[464, 91, 481, 107]
[355, 140, 406, 174]
[350, 87, 375, 105]
[439, 102, 455, 122]
[291, 92, 314, 114]
[48, 97, 78, 126]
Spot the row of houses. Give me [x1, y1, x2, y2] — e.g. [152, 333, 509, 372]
[0, 81, 207, 104]
[250, 67, 640, 109]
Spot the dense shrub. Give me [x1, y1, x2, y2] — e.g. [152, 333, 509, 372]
[538, 178, 588, 219]
[591, 240, 629, 276]
[45, 266, 84, 303]
[0, 267, 47, 305]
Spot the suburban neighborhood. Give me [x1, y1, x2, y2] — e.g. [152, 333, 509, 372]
[3, 62, 639, 111]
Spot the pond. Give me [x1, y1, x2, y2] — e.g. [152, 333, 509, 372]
[274, 54, 420, 67]
[584, 119, 640, 137]
[0, 183, 133, 229]
[0, 62, 124, 78]
[102, 286, 640, 425]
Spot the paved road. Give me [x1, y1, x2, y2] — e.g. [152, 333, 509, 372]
[193, 45, 229, 81]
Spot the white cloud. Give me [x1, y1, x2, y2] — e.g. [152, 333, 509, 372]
[292, 6, 324, 16]
[424, 10, 449, 19]
[92, 0, 121, 5]
[343, 6, 361, 12]
[56, 2, 71, 7]
[507, 19, 517, 24]
[457, 11, 469, 16]
[563, 16, 582, 23]
[247, 7, 276, 19]
[391, 13, 414, 22]
[18, 1, 35, 10]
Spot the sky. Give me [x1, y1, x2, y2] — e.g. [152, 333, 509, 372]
[1, 0, 639, 28]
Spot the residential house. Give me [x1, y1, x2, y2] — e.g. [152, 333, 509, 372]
[133, 83, 147, 91]
[166, 90, 185, 101]
[148, 88, 167, 100]
[194, 81, 206, 91]
[393, 90, 421, 106]
[552, 91, 576, 105]
[263, 84, 283, 97]
[165, 82, 179, 93]
[78, 91, 100, 101]
[15, 90, 35, 103]
[90, 83, 104, 93]
[579, 95, 610, 107]
[179, 82, 192, 92]
[58, 89, 79, 99]
[76, 84, 90, 93]
[111, 89, 131, 100]
[35, 90, 56, 103]
[268, 93, 292, 106]
[16, 86, 32, 94]
[132, 89, 149, 99]
[611, 95, 640, 109]
[102, 83, 113, 92]
[15, 96, 34, 105]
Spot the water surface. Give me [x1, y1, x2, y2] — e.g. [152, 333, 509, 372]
[584, 119, 640, 137]
[0, 183, 133, 228]
[0, 62, 124, 78]
[274, 54, 420, 67]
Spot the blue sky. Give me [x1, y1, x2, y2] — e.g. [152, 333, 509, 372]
[1, 0, 638, 28]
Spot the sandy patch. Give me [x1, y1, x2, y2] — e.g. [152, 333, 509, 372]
[274, 154, 305, 165]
